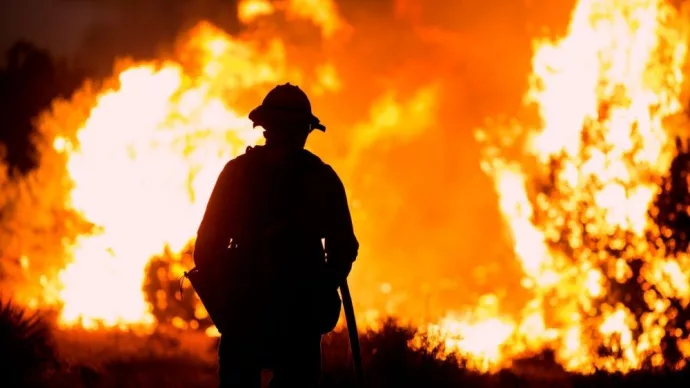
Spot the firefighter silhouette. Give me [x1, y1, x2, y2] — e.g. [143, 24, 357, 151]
[193, 83, 359, 387]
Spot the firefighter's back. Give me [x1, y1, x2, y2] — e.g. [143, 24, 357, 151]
[234, 145, 328, 280]
[194, 83, 357, 388]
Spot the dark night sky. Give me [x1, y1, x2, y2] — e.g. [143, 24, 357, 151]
[0, 0, 577, 63]
[0, 0, 242, 72]
[0, 0, 106, 56]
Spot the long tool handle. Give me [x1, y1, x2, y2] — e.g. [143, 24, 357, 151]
[340, 280, 366, 387]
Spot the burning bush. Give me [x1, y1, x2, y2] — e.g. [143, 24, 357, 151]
[144, 244, 214, 332]
[467, 0, 690, 372]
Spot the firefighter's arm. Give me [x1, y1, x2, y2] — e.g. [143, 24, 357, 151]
[323, 166, 359, 286]
[194, 161, 236, 270]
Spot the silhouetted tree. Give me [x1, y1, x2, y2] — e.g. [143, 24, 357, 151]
[0, 40, 86, 173]
[647, 136, 690, 366]
[531, 130, 690, 369]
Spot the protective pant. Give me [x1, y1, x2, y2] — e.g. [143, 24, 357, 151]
[218, 331, 322, 388]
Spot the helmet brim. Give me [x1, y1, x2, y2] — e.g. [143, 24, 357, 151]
[249, 105, 326, 132]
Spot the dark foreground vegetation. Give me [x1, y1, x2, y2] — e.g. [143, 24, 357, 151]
[1, 299, 689, 388]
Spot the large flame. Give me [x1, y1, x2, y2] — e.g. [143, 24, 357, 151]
[32, 1, 347, 329]
[456, 0, 690, 373]
[6, 0, 690, 375]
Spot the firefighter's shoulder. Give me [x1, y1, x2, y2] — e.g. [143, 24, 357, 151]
[301, 149, 335, 176]
[213, 148, 254, 181]
[226, 145, 260, 167]
[300, 150, 345, 192]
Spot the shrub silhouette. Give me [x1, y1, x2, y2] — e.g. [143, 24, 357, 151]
[0, 298, 57, 386]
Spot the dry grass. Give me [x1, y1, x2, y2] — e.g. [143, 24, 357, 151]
[2, 309, 689, 387]
[49, 320, 690, 388]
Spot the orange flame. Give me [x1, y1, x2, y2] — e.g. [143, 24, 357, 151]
[6, 0, 690, 375]
[466, 0, 690, 373]
[31, 3, 435, 332]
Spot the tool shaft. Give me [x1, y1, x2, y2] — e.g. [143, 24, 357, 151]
[340, 280, 366, 387]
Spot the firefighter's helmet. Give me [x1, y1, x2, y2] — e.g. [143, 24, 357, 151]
[248, 83, 326, 132]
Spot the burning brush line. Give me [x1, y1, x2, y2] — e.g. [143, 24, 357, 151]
[2, 0, 690, 376]
[467, 0, 690, 373]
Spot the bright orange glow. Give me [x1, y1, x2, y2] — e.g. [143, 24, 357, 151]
[5, 0, 690, 375]
[238, 0, 275, 24]
[470, 0, 690, 374]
